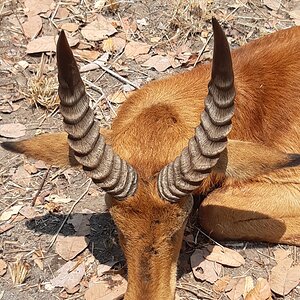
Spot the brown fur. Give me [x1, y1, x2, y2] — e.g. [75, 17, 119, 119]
[2, 26, 300, 299]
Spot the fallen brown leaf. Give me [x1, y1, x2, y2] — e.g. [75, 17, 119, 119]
[74, 49, 100, 61]
[60, 23, 79, 32]
[270, 257, 300, 296]
[206, 245, 245, 267]
[24, 0, 54, 17]
[0, 123, 26, 138]
[273, 248, 290, 262]
[81, 15, 117, 41]
[226, 277, 246, 300]
[19, 206, 37, 219]
[103, 37, 126, 53]
[26, 36, 56, 54]
[55, 236, 89, 260]
[12, 165, 31, 186]
[142, 55, 172, 72]
[50, 261, 85, 290]
[0, 205, 23, 222]
[124, 41, 151, 59]
[190, 248, 221, 283]
[263, 0, 281, 10]
[0, 259, 7, 276]
[245, 278, 272, 300]
[213, 275, 231, 293]
[85, 274, 127, 300]
[0, 223, 14, 234]
[23, 15, 43, 38]
[97, 261, 115, 277]
[67, 213, 91, 236]
[108, 91, 128, 104]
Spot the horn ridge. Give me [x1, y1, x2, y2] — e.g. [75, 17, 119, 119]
[57, 30, 138, 199]
[157, 18, 235, 202]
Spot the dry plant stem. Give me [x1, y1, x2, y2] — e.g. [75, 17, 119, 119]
[47, 179, 92, 251]
[194, 226, 224, 249]
[176, 286, 214, 300]
[31, 166, 51, 206]
[94, 62, 140, 89]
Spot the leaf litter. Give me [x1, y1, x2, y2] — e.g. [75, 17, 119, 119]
[1, 0, 300, 299]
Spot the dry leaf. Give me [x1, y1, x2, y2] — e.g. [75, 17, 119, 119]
[263, 0, 281, 10]
[67, 214, 91, 236]
[50, 261, 85, 290]
[24, 0, 54, 17]
[142, 55, 172, 72]
[124, 41, 151, 58]
[60, 23, 79, 32]
[103, 37, 126, 53]
[273, 248, 290, 262]
[206, 245, 245, 267]
[24, 163, 38, 174]
[32, 252, 44, 270]
[121, 17, 137, 35]
[226, 277, 246, 300]
[55, 236, 89, 260]
[0, 123, 26, 138]
[245, 278, 272, 300]
[23, 15, 42, 38]
[12, 165, 31, 186]
[97, 261, 115, 277]
[46, 194, 72, 204]
[74, 49, 100, 61]
[0, 205, 23, 221]
[85, 274, 127, 300]
[213, 275, 231, 293]
[0, 224, 14, 234]
[81, 15, 117, 41]
[190, 248, 221, 283]
[44, 202, 62, 213]
[55, 7, 69, 19]
[26, 36, 56, 54]
[0, 260, 7, 276]
[290, 9, 300, 25]
[19, 206, 37, 219]
[243, 276, 254, 298]
[270, 257, 300, 296]
[108, 91, 128, 104]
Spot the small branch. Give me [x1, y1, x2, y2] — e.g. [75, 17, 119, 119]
[47, 179, 92, 251]
[31, 166, 51, 206]
[94, 61, 140, 89]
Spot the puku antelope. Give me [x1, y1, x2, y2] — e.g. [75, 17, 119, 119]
[2, 19, 300, 299]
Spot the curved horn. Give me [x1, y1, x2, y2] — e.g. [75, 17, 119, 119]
[158, 18, 235, 202]
[57, 31, 138, 199]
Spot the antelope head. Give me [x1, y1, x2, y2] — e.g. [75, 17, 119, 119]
[57, 18, 235, 300]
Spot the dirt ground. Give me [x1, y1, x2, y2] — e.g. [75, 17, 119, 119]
[0, 0, 300, 299]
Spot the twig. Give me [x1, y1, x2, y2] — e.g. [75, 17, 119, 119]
[94, 61, 140, 89]
[47, 179, 92, 251]
[31, 167, 51, 206]
[176, 286, 214, 300]
[83, 79, 117, 116]
[194, 226, 224, 249]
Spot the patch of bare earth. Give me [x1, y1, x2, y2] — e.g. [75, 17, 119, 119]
[0, 0, 300, 299]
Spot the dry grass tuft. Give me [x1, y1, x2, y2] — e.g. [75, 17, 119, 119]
[26, 75, 59, 109]
[23, 54, 59, 109]
[170, 0, 213, 35]
[9, 258, 31, 285]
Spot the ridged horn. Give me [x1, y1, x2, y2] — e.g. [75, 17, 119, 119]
[57, 31, 138, 199]
[157, 18, 235, 202]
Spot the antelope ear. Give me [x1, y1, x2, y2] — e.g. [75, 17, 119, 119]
[214, 139, 300, 179]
